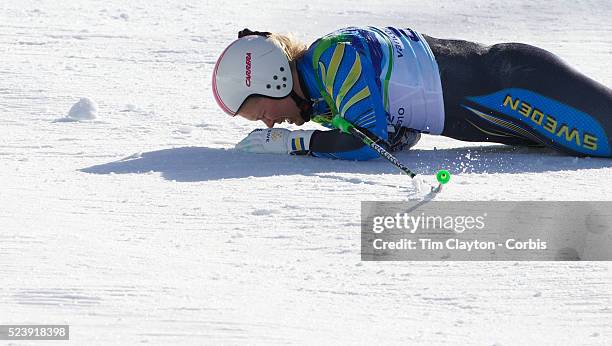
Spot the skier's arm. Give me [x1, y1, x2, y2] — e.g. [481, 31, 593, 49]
[310, 129, 363, 152]
[308, 41, 389, 160]
[235, 127, 379, 161]
[308, 128, 385, 160]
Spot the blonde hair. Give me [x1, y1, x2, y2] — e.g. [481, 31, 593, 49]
[268, 32, 308, 62]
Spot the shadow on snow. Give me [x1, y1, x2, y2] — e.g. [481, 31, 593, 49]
[80, 145, 612, 182]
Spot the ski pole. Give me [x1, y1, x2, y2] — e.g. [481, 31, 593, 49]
[332, 115, 418, 177]
[331, 115, 451, 190]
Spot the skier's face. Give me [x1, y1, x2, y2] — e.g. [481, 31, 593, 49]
[238, 96, 305, 128]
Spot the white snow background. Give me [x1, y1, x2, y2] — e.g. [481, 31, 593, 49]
[1, 0, 611, 344]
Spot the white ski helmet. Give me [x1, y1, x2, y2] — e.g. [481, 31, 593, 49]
[212, 34, 294, 116]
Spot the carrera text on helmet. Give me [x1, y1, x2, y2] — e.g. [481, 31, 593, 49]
[245, 52, 252, 87]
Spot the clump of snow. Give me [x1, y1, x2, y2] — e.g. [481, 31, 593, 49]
[66, 98, 98, 120]
[251, 209, 277, 216]
[177, 126, 193, 134]
[412, 177, 434, 194]
[410, 176, 444, 198]
[412, 177, 426, 193]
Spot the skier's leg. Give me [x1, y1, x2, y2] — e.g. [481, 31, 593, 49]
[469, 43, 612, 157]
[425, 36, 541, 147]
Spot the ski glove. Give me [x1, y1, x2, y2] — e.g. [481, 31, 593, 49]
[236, 128, 314, 155]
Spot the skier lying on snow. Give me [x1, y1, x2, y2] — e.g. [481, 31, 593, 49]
[212, 27, 612, 160]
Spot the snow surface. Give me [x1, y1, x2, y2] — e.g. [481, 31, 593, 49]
[1, 0, 611, 344]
